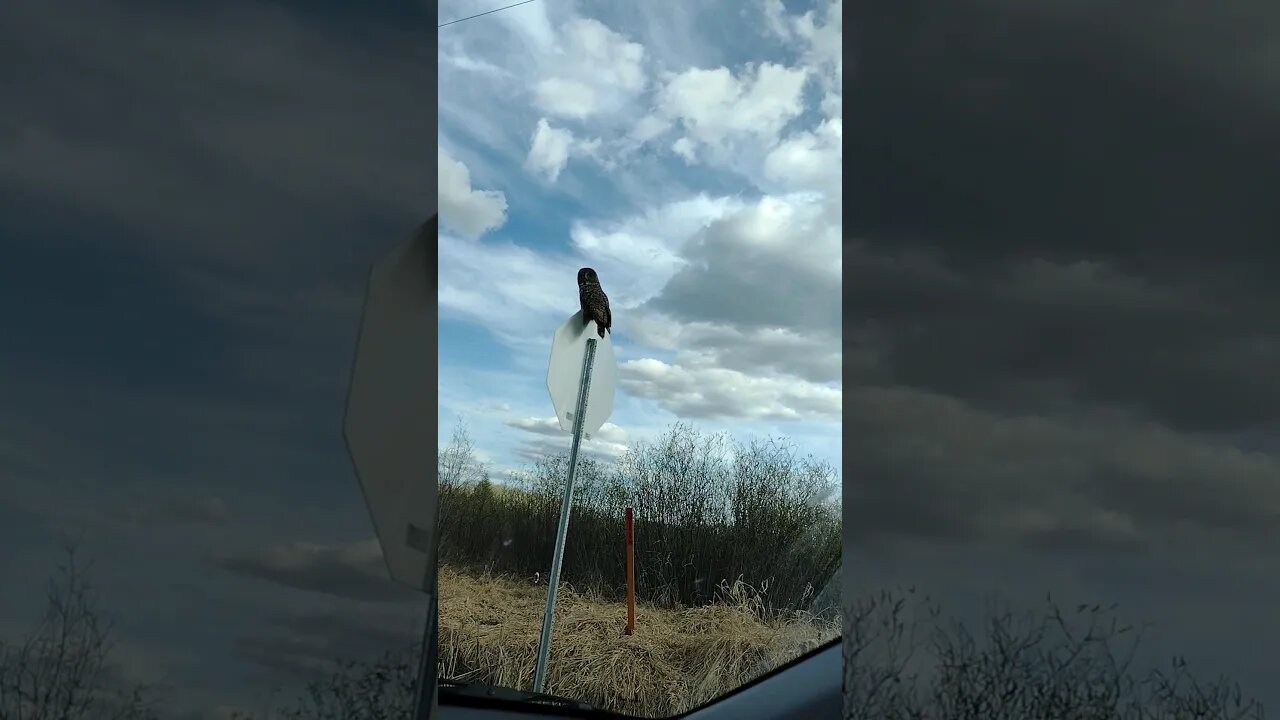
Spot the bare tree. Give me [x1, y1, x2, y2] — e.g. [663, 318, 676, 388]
[231, 645, 419, 720]
[437, 420, 486, 492]
[0, 544, 157, 720]
[844, 590, 1266, 720]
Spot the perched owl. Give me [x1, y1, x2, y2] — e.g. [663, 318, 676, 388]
[577, 267, 611, 338]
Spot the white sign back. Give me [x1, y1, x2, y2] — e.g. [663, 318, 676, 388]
[546, 311, 616, 437]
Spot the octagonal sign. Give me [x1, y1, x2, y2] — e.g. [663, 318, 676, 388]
[343, 221, 436, 592]
[546, 311, 616, 437]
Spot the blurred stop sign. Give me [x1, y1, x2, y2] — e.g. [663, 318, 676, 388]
[343, 221, 436, 591]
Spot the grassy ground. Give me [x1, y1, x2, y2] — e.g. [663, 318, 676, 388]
[436, 564, 840, 718]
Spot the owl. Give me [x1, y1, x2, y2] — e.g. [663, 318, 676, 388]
[577, 267, 611, 338]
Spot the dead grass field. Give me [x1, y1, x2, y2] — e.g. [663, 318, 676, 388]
[436, 564, 840, 718]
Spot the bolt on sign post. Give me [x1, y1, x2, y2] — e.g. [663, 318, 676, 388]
[343, 220, 439, 720]
[535, 311, 617, 693]
[625, 506, 636, 636]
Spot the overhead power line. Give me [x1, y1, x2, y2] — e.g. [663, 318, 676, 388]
[438, 0, 539, 29]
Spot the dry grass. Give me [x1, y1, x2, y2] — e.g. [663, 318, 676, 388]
[436, 564, 839, 718]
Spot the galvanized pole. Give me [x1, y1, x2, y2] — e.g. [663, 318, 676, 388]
[413, 527, 439, 718]
[533, 337, 597, 693]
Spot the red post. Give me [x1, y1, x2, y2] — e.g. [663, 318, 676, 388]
[624, 506, 636, 635]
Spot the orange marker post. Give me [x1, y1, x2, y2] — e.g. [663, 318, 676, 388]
[624, 506, 636, 635]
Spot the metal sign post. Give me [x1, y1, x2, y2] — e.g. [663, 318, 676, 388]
[413, 578, 439, 719]
[532, 337, 598, 693]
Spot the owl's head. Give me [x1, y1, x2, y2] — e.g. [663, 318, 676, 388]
[577, 267, 599, 286]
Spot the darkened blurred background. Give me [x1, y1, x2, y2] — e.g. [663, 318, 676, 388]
[844, 0, 1279, 713]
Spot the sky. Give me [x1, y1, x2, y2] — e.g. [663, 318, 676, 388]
[436, 0, 843, 485]
[843, 0, 1280, 712]
[0, 1, 839, 717]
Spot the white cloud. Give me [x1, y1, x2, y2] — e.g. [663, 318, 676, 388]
[821, 90, 841, 119]
[655, 62, 809, 161]
[626, 0, 841, 188]
[649, 191, 841, 330]
[629, 114, 672, 144]
[533, 78, 599, 119]
[532, 18, 647, 120]
[439, 48, 512, 80]
[506, 416, 627, 444]
[619, 358, 841, 421]
[794, 1, 843, 86]
[438, 148, 507, 239]
[763, 117, 842, 191]
[438, 7, 650, 199]
[762, 0, 842, 88]
[632, 1, 841, 189]
[524, 118, 604, 183]
[437, 232, 577, 347]
[610, 186, 842, 424]
[568, 193, 744, 309]
[525, 118, 575, 182]
[627, 315, 845, 384]
[506, 416, 630, 462]
[761, 0, 793, 41]
[672, 136, 697, 162]
[436, 190, 753, 359]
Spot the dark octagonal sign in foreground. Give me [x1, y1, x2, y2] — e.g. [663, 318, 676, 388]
[343, 221, 437, 592]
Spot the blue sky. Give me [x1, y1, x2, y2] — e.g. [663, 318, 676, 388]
[436, 0, 843, 482]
